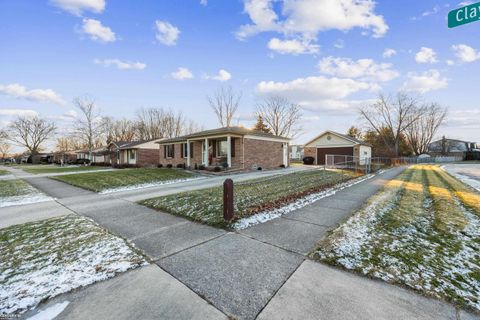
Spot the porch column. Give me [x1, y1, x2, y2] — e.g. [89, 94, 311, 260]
[227, 135, 232, 168]
[186, 140, 191, 167]
[204, 138, 209, 166]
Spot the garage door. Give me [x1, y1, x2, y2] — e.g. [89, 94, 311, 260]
[316, 147, 353, 165]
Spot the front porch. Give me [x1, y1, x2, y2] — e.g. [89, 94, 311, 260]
[187, 134, 241, 169]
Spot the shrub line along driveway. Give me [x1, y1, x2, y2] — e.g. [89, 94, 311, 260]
[2, 166, 477, 319]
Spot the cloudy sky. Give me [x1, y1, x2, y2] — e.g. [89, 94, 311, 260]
[0, 0, 479, 149]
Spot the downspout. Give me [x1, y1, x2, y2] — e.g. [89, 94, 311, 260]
[242, 136, 245, 169]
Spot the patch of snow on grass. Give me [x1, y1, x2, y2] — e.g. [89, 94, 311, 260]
[27, 301, 69, 320]
[232, 173, 376, 230]
[99, 177, 203, 194]
[0, 190, 53, 208]
[0, 215, 147, 315]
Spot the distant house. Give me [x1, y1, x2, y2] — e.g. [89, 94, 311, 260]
[74, 147, 109, 164]
[107, 139, 161, 167]
[157, 126, 290, 170]
[428, 138, 479, 159]
[290, 145, 304, 160]
[51, 150, 78, 164]
[303, 130, 372, 165]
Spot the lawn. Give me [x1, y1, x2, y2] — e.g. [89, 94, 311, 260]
[51, 168, 196, 193]
[0, 179, 51, 207]
[312, 165, 480, 313]
[140, 169, 353, 228]
[0, 169, 9, 176]
[0, 215, 147, 315]
[17, 165, 111, 174]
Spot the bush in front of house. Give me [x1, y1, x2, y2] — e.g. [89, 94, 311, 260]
[157, 164, 163, 168]
[166, 164, 173, 168]
[91, 162, 110, 167]
[112, 163, 140, 169]
[303, 156, 314, 165]
[176, 163, 185, 169]
[279, 164, 286, 168]
[198, 164, 206, 170]
[213, 166, 221, 172]
[257, 167, 263, 170]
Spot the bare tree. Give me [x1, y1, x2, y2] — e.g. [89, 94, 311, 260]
[405, 103, 447, 155]
[135, 107, 190, 140]
[255, 96, 302, 138]
[0, 143, 10, 158]
[7, 116, 56, 155]
[73, 95, 103, 158]
[55, 136, 85, 152]
[359, 92, 424, 156]
[208, 86, 241, 127]
[102, 117, 136, 143]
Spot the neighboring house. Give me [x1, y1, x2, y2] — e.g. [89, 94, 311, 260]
[428, 138, 479, 159]
[107, 139, 161, 167]
[157, 126, 290, 170]
[52, 151, 78, 164]
[290, 145, 304, 160]
[76, 147, 107, 163]
[304, 130, 372, 165]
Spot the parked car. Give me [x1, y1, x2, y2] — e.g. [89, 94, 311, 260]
[303, 156, 315, 165]
[74, 158, 91, 165]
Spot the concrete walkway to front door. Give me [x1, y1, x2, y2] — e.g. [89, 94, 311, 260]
[9, 166, 478, 320]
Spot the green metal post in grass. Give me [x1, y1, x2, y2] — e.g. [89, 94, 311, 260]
[223, 178, 234, 221]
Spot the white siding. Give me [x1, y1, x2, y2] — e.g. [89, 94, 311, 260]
[305, 133, 355, 148]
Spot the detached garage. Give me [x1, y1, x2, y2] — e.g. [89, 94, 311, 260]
[303, 131, 372, 165]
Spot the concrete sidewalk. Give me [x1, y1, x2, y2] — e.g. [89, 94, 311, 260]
[7, 166, 479, 320]
[239, 167, 404, 255]
[22, 265, 227, 320]
[257, 261, 470, 320]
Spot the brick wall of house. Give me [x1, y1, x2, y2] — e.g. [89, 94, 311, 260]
[304, 147, 316, 161]
[159, 143, 187, 167]
[137, 148, 160, 167]
[243, 138, 286, 169]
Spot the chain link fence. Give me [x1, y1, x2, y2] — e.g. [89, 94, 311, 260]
[325, 154, 464, 174]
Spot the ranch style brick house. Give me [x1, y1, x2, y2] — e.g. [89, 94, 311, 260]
[107, 139, 162, 167]
[304, 130, 372, 165]
[157, 126, 290, 170]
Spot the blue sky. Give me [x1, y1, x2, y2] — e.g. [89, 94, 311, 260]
[0, 0, 479, 150]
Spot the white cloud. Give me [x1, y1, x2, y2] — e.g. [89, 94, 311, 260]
[0, 108, 39, 118]
[203, 69, 232, 81]
[64, 110, 78, 118]
[155, 20, 180, 46]
[256, 76, 373, 110]
[382, 48, 396, 58]
[422, 5, 440, 17]
[446, 59, 455, 66]
[318, 56, 399, 82]
[451, 44, 480, 63]
[200, 0, 208, 5]
[236, 0, 388, 40]
[402, 69, 448, 93]
[415, 47, 438, 64]
[50, 0, 105, 16]
[267, 38, 319, 55]
[171, 67, 194, 80]
[94, 59, 146, 70]
[81, 18, 116, 43]
[0, 83, 65, 105]
[212, 69, 232, 81]
[444, 109, 480, 129]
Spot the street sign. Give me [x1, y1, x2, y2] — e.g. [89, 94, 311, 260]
[448, 2, 480, 28]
